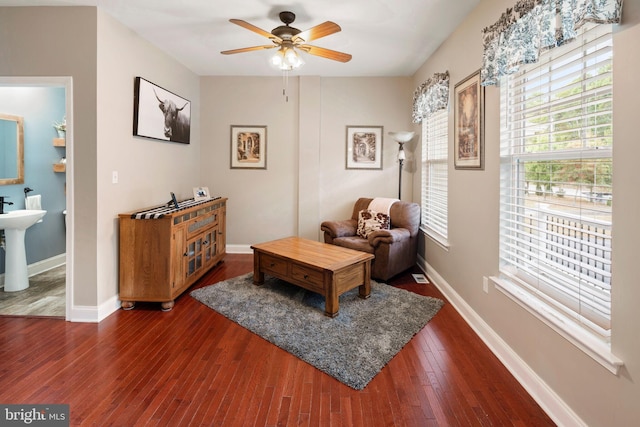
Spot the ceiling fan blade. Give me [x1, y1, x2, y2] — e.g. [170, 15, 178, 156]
[299, 45, 352, 63]
[221, 45, 277, 55]
[229, 19, 282, 43]
[293, 21, 341, 43]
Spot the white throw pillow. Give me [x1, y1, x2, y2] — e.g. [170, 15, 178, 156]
[357, 209, 390, 238]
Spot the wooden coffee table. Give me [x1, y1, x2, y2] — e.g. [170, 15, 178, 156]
[250, 237, 374, 317]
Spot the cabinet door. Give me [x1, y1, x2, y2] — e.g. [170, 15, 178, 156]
[202, 226, 218, 267]
[184, 225, 215, 281]
[172, 225, 186, 290]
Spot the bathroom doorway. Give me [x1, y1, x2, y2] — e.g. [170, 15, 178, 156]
[0, 77, 73, 320]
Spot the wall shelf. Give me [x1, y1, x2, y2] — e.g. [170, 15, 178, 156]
[53, 163, 66, 173]
[53, 137, 65, 147]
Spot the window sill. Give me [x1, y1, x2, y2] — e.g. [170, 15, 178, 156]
[421, 227, 450, 251]
[491, 276, 623, 375]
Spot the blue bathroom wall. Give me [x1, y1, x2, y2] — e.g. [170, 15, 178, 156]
[0, 86, 66, 273]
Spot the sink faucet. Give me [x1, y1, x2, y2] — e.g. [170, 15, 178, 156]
[0, 196, 13, 214]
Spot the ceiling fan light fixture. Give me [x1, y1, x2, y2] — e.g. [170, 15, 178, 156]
[284, 47, 303, 68]
[270, 46, 304, 71]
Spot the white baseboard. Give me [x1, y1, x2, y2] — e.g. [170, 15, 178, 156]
[226, 244, 252, 254]
[416, 254, 586, 427]
[68, 294, 121, 323]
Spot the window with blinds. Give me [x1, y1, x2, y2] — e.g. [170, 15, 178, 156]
[499, 23, 613, 341]
[421, 109, 448, 244]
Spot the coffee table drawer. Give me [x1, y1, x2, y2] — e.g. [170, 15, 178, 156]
[260, 254, 288, 276]
[291, 265, 323, 289]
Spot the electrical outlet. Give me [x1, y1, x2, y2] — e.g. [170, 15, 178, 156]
[483, 276, 489, 293]
[112, 171, 118, 184]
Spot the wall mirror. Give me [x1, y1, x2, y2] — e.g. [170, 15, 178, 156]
[0, 113, 24, 185]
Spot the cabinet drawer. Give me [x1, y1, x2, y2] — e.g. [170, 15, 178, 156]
[186, 211, 218, 238]
[291, 265, 324, 289]
[260, 254, 288, 276]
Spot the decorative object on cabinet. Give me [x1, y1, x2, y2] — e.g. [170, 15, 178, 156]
[133, 76, 191, 144]
[346, 126, 383, 170]
[118, 197, 227, 311]
[454, 70, 484, 170]
[193, 186, 210, 201]
[230, 125, 267, 169]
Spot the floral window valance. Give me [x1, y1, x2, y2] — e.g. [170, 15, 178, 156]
[412, 71, 449, 124]
[481, 0, 623, 86]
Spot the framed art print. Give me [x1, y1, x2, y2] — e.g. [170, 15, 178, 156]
[454, 70, 484, 170]
[133, 77, 191, 144]
[230, 125, 267, 169]
[346, 126, 383, 170]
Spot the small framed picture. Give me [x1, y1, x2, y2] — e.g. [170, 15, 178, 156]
[346, 126, 383, 170]
[193, 187, 210, 201]
[454, 70, 484, 170]
[230, 125, 267, 169]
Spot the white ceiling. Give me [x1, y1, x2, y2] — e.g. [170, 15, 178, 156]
[0, 0, 480, 77]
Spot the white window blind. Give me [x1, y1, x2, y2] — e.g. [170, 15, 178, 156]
[499, 23, 613, 341]
[421, 109, 448, 242]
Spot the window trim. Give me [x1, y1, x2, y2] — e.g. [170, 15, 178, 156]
[420, 109, 449, 249]
[497, 22, 622, 372]
[492, 276, 623, 374]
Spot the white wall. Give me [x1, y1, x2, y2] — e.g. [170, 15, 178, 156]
[412, 0, 640, 425]
[96, 11, 201, 306]
[199, 76, 413, 249]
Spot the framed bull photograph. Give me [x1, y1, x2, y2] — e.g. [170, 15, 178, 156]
[230, 125, 267, 169]
[133, 76, 191, 144]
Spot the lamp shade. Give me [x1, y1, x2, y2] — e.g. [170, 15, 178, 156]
[388, 131, 415, 144]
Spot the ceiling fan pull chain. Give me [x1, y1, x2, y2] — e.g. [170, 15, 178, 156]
[283, 70, 289, 102]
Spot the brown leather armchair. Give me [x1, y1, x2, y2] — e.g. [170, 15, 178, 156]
[320, 198, 421, 281]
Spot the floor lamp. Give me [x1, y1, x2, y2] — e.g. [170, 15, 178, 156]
[388, 131, 415, 199]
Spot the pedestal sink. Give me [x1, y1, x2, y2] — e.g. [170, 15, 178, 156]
[0, 209, 46, 292]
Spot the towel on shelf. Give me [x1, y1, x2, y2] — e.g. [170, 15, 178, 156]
[25, 194, 43, 223]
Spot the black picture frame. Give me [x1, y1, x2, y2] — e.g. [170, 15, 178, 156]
[133, 77, 191, 144]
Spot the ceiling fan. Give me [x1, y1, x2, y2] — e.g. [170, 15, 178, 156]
[221, 11, 352, 70]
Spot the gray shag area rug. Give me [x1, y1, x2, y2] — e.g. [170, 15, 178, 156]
[191, 273, 444, 390]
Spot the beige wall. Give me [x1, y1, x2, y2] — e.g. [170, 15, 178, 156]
[0, 7, 98, 307]
[95, 11, 201, 305]
[200, 76, 413, 248]
[412, 0, 640, 425]
[0, 7, 201, 317]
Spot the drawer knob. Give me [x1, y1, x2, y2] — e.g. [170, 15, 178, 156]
[303, 274, 309, 279]
[269, 262, 276, 267]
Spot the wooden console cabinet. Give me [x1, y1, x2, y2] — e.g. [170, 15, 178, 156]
[118, 197, 227, 311]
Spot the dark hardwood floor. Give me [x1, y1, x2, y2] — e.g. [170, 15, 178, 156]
[0, 254, 555, 426]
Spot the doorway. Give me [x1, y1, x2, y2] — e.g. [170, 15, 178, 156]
[0, 76, 73, 320]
